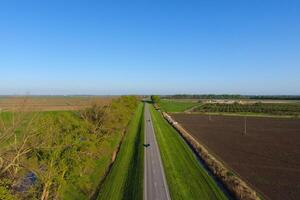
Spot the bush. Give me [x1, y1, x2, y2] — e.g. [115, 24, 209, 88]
[0, 96, 140, 200]
[0, 179, 16, 200]
[151, 95, 160, 104]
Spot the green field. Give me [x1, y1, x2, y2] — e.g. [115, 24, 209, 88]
[159, 99, 199, 112]
[97, 103, 144, 200]
[194, 103, 300, 117]
[149, 105, 228, 200]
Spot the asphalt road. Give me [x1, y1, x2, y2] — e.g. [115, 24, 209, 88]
[144, 103, 171, 200]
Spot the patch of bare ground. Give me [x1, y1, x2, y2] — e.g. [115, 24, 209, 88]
[0, 96, 114, 111]
[170, 113, 300, 200]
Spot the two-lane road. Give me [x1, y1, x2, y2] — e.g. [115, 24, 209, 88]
[144, 103, 171, 200]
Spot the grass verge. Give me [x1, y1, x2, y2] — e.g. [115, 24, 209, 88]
[97, 103, 144, 200]
[150, 105, 228, 200]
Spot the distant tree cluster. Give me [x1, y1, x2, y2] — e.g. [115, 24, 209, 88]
[162, 94, 300, 100]
[247, 95, 300, 100]
[162, 94, 245, 99]
[151, 95, 160, 103]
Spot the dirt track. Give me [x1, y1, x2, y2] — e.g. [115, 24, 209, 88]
[170, 113, 300, 200]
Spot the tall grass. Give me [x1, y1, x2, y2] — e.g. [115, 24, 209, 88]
[97, 103, 144, 200]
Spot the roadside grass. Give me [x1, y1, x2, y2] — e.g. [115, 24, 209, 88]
[150, 105, 228, 200]
[97, 103, 144, 200]
[159, 99, 200, 112]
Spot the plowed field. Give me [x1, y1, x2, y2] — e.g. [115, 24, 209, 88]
[0, 96, 113, 111]
[170, 113, 300, 200]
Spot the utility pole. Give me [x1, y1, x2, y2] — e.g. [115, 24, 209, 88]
[244, 116, 247, 135]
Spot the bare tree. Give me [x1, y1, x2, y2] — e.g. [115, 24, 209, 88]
[79, 103, 111, 135]
[0, 109, 41, 177]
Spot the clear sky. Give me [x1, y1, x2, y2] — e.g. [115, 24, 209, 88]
[0, 0, 299, 95]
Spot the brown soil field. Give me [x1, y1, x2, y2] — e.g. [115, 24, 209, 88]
[0, 96, 113, 111]
[170, 113, 300, 200]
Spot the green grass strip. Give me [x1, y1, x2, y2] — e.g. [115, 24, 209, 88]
[159, 99, 199, 112]
[97, 103, 144, 200]
[150, 105, 228, 200]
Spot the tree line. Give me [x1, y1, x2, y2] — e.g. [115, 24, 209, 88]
[162, 94, 300, 100]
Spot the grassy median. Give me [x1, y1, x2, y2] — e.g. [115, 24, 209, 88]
[150, 105, 228, 200]
[97, 103, 144, 200]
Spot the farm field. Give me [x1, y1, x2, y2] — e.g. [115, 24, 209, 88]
[0, 96, 113, 111]
[170, 113, 300, 200]
[97, 103, 144, 200]
[150, 105, 228, 200]
[194, 102, 300, 117]
[159, 99, 200, 112]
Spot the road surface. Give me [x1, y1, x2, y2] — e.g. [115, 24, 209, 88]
[144, 103, 171, 200]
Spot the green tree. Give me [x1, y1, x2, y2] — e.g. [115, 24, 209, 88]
[151, 95, 160, 104]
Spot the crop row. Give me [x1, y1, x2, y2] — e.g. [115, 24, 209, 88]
[195, 103, 300, 116]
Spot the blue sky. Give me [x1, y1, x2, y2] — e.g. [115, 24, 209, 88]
[0, 0, 299, 95]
